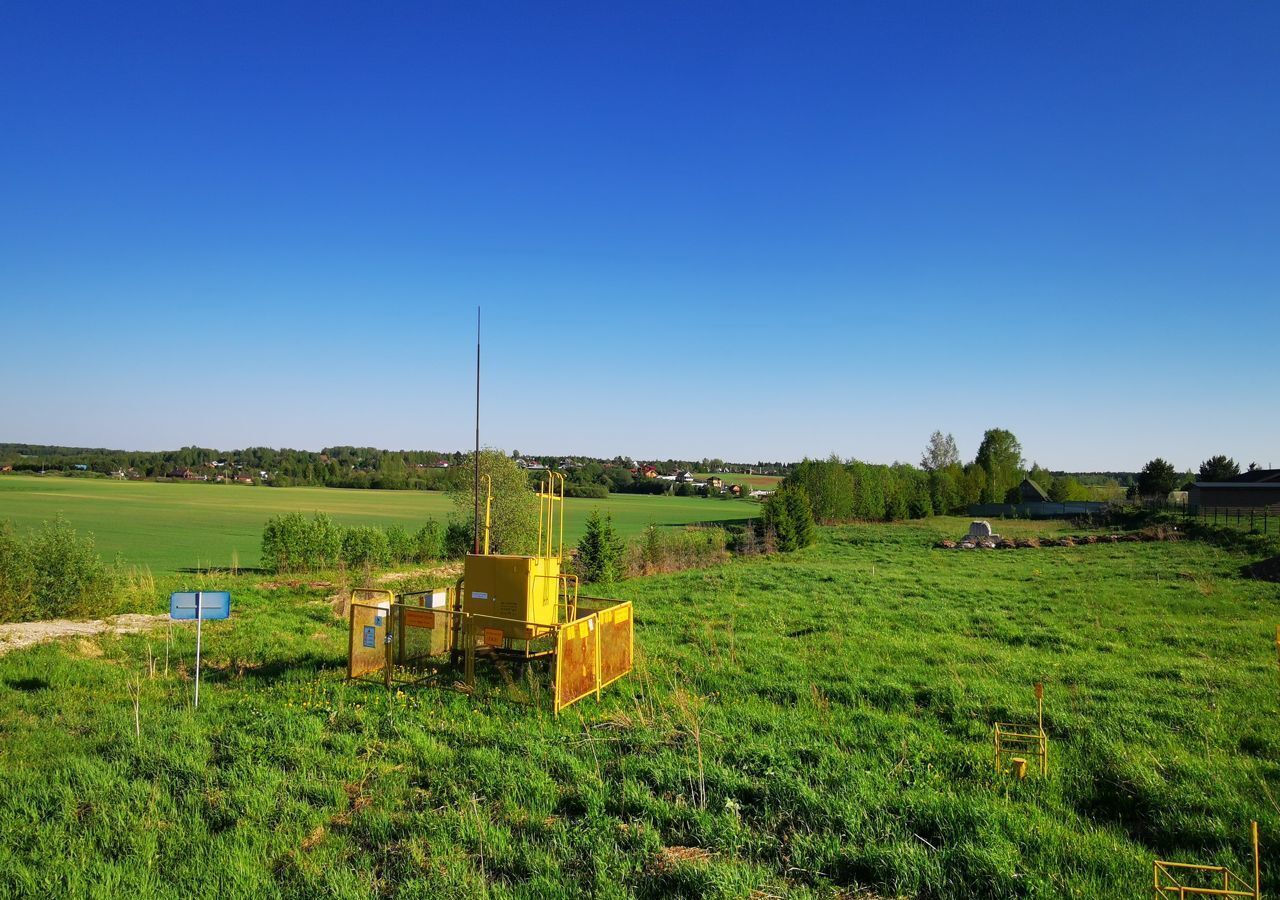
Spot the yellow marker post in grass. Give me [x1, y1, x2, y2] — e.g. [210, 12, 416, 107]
[993, 682, 1048, 778]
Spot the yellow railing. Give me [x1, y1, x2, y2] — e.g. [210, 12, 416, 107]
[1153, 822, 1260, 899]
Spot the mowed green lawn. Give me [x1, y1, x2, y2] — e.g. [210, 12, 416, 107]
[0, 475, 758, 573]
[0, 521, 1277, 897]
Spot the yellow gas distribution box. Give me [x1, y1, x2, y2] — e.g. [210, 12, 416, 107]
[463, 553, 561, 641]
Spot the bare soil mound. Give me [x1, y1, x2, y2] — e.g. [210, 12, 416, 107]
[0, 614, 167, 656]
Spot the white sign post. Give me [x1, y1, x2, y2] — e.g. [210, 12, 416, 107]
[194, 591, 203, 708]
[169, 591, 231, 709]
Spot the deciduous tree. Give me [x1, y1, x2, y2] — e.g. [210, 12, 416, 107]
[921, 431, 960, 472]
[974, 429, 1024, 504]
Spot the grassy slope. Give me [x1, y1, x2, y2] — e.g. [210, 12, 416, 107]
[0, 475, 757, 573]
[0, 519, 1278, 898]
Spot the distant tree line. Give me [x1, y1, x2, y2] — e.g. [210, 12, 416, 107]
[778, 428, 1136, 522]
[0, 444, 790, 494]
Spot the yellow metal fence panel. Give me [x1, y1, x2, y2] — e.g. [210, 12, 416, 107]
[395, 605, 455, 667]
[597, 602, 634, 689]
[556, 614, 599, 713]
[349, 603, 389, 680]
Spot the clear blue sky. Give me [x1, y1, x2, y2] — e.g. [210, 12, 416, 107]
[2, 2, 1276, 471]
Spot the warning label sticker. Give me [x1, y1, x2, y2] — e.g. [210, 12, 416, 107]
[404, 609, 436, 629]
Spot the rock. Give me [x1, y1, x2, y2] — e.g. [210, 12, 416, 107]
[967, 520, 994, 539]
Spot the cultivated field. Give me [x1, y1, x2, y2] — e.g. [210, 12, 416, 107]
[0, 475, 758, 573]
[0, 518, 1276, 897]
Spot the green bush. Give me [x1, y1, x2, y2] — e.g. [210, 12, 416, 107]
[0, 522, 36, 622]
[413, 520, 444, 562]
[341, 526, 391, 569]
[444, 521, 473, 558]
[0, 517, 122, 623]
[627, 524, 729, 576]
[385, 524, 415, 563]
[260, 512, 342, 573]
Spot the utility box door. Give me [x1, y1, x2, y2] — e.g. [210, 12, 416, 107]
[464, 554, 561, 640]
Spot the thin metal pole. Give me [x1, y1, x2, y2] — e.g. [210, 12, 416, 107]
[194, 590, 203, 709]
[473, 307, 481, 556]
[1253, 820, 1260, 900]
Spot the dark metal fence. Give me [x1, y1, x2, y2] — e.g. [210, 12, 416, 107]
[1142, 499, 1279, 536]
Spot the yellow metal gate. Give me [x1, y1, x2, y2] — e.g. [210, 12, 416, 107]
[348, 602, 389, 681]
[597, 602, 633, 689]
[555, 614, 600, 713]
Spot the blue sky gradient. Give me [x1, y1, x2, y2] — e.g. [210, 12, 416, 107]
[2, 2, 1277, 470]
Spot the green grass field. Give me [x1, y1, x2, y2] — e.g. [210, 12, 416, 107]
[0, 517, 1277, 897]
[0, 475, 758, 573]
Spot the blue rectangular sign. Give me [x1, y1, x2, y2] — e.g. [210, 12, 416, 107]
[169, 591, 231, 620]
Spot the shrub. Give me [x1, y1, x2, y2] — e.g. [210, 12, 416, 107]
[385, 524, 416, 563]
[261, 512, 342, 573]
[0, 522, 35, 622]
[625, 525, 729, 577]
[576, 510, 625, 583]
[341, 526, 391, 569]
[413, 521, 444, 562]
[444, 521, 474, 559]
[0, 517, 122, 623]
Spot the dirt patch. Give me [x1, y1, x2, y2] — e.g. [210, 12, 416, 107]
[375, 563, 462, 584]
[651, 845, 713, 873]
[0, 613, 168, 657]
[255, 579, 335, 591]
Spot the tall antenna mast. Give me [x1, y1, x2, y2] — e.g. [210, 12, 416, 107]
[473, 306, 481, 555]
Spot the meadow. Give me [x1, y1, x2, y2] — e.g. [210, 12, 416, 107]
[0, 475, 757, 573]
[0, 516, 1277, 897]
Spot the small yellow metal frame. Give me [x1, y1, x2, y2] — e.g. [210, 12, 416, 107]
[1153, 821, 1260, 899]
[994, 682, 1048, 778]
